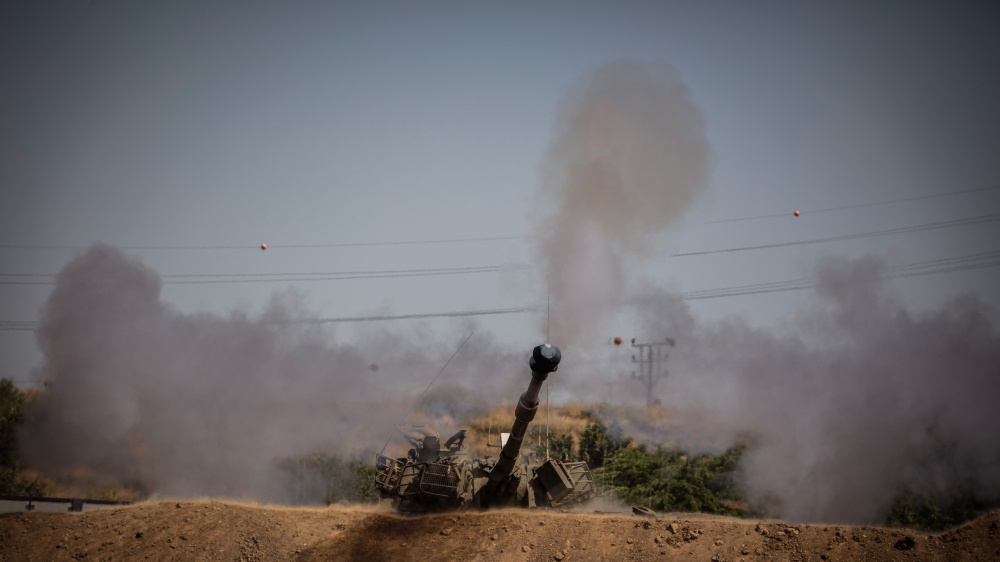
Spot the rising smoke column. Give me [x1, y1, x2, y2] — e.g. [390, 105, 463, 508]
[533, 59, 711, 346]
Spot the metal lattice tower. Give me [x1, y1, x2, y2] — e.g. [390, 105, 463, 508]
[630, 338, 675, 408]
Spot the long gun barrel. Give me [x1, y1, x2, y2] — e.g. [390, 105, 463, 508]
[488, 344, 561, 483]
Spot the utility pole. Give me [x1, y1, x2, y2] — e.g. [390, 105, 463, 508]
[630, 338, 675, 408]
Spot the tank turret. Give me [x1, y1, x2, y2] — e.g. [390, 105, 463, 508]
[374, 344, 596, 512]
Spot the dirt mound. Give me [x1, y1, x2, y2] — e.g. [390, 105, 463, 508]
[1, 500, 998, 561]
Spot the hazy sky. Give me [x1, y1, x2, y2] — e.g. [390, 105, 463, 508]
[2, 1, 999, 380]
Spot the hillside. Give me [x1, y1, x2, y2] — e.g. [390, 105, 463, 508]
[1, 500, 997, 561]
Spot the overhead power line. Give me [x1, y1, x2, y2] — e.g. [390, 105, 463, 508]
[290, 306, 538, 324]
[2, 186, 997, 252]
[681, 249, 1000, 300]
[707, 185, 1000, 224]
[0, 307, 541, 330]
[5, 213, 998, 283]
[4, 250, 997, 330]
[0, 235, 523, 251]
[4, 183, 998, 253]
[265, 236, 522, 248]
[0, 264, 532, 286]
[675, 213, 1000, 257]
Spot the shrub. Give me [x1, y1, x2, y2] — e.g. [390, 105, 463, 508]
[0, 379, 50, 496]
[602, 443, 746, 515]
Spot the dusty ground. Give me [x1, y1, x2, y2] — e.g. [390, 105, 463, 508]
[1, 500, 997, 561]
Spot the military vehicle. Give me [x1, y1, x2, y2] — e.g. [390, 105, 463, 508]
[374, 344, 596, 511]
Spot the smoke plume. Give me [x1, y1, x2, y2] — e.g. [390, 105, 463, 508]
[21, 244, 524, 501]
[533, 58, 711, 346]
[617, 256, 1000, 523]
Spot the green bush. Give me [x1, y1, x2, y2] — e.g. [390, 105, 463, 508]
[602, 443, 746, 515]
[0, 378, 50, 496]
[350, 461, 379, 504]
[578, 422, 631, 468]
[886, 489, 987, 531]
[0, 379, 28, 469]
[277, 451, 379, 505]
[548, 432, 574, 461]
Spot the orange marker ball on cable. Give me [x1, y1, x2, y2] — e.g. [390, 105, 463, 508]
[793, 210, 800, 217]
[260, 243, 268, 250]
[614, 336, 623, 345]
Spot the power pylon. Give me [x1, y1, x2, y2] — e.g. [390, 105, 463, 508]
[630, 338, 675, 408]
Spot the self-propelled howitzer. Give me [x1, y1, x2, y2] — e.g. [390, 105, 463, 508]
[374, 344, 596, 512]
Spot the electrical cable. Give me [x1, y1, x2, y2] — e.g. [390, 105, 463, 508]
[292, 307, 538, 324]
[0, 236, 522, 251]
[5, 249, 997, 331]
[0, 264, 532, 286]
[674, 213, 1000, 257]
[4, 213, 997, 282]
[3, 185, 997, 252]
[706, 185, 1000, 224]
